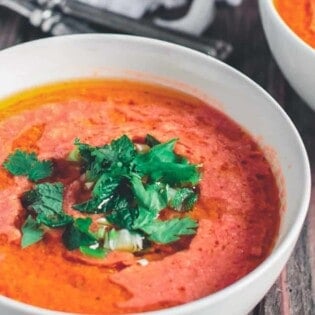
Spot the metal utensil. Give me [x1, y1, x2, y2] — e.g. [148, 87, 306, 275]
[47, 0, 233, 60]
[0, 0, 95, 35]
[0, 0, 233, 60]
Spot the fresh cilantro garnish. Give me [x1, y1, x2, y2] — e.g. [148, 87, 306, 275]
[3, 150, 52, 182]
[132, 207, 159, 230]
[106, 195, 138, 230]
[72, 198, 104, 213]
[137, 216, 197, 244]
[62, 217, 97, 250]
[22, 182, 73, 228]
[21, 215, 44, 248]
[144, 134, 160, 147]
[74, 135, 136, 181]
[79, 246, 109, 259]
[167, 186, 198, 212]
[11, 134, 201, 258]
[133, 139, 200, 185]
[132, 207, 197, 243]
[71, 135, 200, 245]
[130, 175, 167, 212]
[73, 175, 121, 213]
[73, 136, 199, 213]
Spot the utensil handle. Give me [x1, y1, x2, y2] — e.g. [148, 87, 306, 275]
[50, 16, 96, 35]
[0, 0, 34, 17]
[0, 0, 95, 35]
[60, 0, 233, 60]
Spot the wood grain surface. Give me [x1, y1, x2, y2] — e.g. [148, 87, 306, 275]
[0, 0, 314, 314]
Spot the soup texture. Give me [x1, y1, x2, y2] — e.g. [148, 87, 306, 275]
[274, 0, 315, 47]
[0, 80, 280, 314]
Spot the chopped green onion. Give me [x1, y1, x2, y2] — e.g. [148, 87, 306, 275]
[104, 229, 144, 253]
[67, 147, 81, 162]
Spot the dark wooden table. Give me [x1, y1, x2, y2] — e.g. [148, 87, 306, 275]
[0, 0, 314, 314]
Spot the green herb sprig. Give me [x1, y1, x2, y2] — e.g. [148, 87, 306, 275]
[3, 134, 201, 259]
[3, 150, 52, 182]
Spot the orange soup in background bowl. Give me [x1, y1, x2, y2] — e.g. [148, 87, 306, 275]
[259, 0, 315, 111]
[274, 0, 315, 48]
[0, 34, 311, 315]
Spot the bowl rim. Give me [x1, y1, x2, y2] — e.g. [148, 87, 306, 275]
[264, 0, 315, 54]
[0, 34, 311, 315]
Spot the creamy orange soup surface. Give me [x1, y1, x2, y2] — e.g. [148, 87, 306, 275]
[0, 80, 280, 314]
[274, 0, 315, 47]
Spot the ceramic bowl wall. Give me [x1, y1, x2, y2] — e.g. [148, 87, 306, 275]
[0, 35, 311, 315]
[259, 0, 315, 111]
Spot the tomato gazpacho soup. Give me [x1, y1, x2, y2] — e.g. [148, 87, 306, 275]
[0, 80, 280, 314]
[274, 0, 315, 47]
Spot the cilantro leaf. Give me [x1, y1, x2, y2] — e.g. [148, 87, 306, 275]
[21, 215, 44, 248]
[167, 187, 198, 212]
[140, 162, 200, 185]
[135, 138, 179, 164]
[74, 135, 136, 181]
[106, 196, 138, 230]
[73, 136, 200, 241]
[109, 135, 136, 165]
[132, 207, 159, 230]
[3, 150, 52, 182]
[22, 182, 73, 228]
[62, 217, 97, 250]
[14, 134, 201, 255]
[79, 246, 109, 259]
[72, 197, 104, 213]
[37, 212, 73, 228]
[27, 162, 53, 182]
[133, 206, 198, 244]
[130, 175, 167, 212]
[73, 139, 104, 181]
[141, 217, 198, 244]
[92, 174, 121, 200]
[73, 175, 122, 214]
[145, 134, 160, 147]
[133, 139, 200, 185]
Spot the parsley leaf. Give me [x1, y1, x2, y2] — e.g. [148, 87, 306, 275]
[62, 217, 97, 250]
[22, 182, 73, 228]
[21, 215, 44, 248]
[3, 150, 52, 182]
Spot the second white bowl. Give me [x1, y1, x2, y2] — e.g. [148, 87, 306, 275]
[259, 0, 315, 111]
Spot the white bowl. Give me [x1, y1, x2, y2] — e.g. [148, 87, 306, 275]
[0, 35, 311, 315]
[259, 0, 315, 111]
